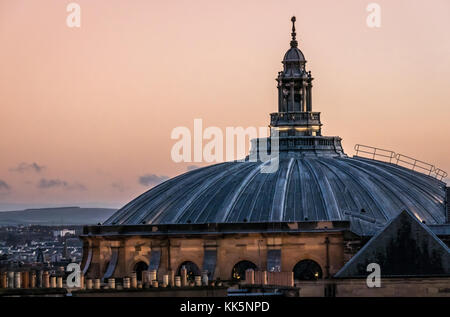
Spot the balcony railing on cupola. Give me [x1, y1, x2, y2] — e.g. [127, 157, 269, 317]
[270, 112, 321, 127]
[354, 144, 448, 181]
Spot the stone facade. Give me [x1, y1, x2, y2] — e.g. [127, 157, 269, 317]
[81, 222, 355, 282]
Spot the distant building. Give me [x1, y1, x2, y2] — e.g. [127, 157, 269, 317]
[53, 229, 75, 238]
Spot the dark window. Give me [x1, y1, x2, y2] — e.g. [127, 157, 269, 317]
[293, 259, 322, 281]
[133, 261, 148, 281]
[231, 260, 258, 281]
[177, 261, 201, 282]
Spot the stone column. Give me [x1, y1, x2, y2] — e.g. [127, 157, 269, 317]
[301, 86, 306, 112]
[7, 272, 14, 288]
[30, 271, 36, 288]
[1, 272, 7, 288]
[201, 271, 209, 286]
[50, 276, 57, 288]
[94, 278, 101, 289]
[43, 271, 50, 288]
[245, 269, 255, 284]
[306, 84, 312, 112]
[57, 276, 63, 288]
[180, 267, 187, 287]
[175, 276, 181, 287]
[277, 78, 284, 112]
[130, 272, 137, 288]
[261, 271, 267, 285]
[149, 270, 157, 284]
[14, 272, 21, 288]
[162, 274, 169, 287]
[290, 81, 295, 112]
[86, 278, 93, 289]
[194, 276, 201, 287]
[22, 271, 29, 289]
[80, 274, 85, 289]
[123, 277, 130, 289]
[168, 270, 175, 287]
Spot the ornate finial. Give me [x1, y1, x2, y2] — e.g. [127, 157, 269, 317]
[290, 16, 298, 47]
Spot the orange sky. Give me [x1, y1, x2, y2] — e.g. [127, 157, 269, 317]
[0, 0, 449, 210]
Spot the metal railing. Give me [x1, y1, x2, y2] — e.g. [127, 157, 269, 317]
[433, 168, 448, 180]
[395, 154, 434, 175]
[354, 144, 448, 181]
[354, 144, 396, 163]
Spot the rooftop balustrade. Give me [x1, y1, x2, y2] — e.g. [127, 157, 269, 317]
[270, 112, 321, 126]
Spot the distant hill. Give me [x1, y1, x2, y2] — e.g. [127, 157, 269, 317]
[0, 206, 117, 226]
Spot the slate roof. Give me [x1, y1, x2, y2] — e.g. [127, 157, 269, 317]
[335, 209, 450, 278]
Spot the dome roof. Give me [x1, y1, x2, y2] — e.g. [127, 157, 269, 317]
[104, 156, 447, 235]
[283, 47, 305, 63]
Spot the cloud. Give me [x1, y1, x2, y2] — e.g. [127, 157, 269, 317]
[37, 178, 86, 191]
[0, 180, 10, 191]
[138, 174, 169, 187]
[9, 162, 45, 173]
[68, 182, 87, 191]
[187, 165, 199, 171]
[38, 179, 67, 188]
[111, 182, 126, 192]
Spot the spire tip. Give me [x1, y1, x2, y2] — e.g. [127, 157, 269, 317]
[290, 16, 297, 47]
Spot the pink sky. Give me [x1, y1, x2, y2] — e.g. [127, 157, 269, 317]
[0, 0, 449, 210]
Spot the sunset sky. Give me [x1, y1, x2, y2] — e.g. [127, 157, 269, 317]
[0, 0, 449, 211]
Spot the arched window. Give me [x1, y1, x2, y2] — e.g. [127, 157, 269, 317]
[176, 261, 201, 282]
[231, 260, 258, 281]
[293, 259, 322, 281]
[133, 261, 148, 282]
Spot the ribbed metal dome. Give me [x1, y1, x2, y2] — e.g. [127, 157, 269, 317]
[104, 156, 447, 235]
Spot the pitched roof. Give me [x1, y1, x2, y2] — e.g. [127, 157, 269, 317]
[335, 209, 450, 278]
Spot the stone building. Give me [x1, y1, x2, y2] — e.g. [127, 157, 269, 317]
[80, 17, 450, 295]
